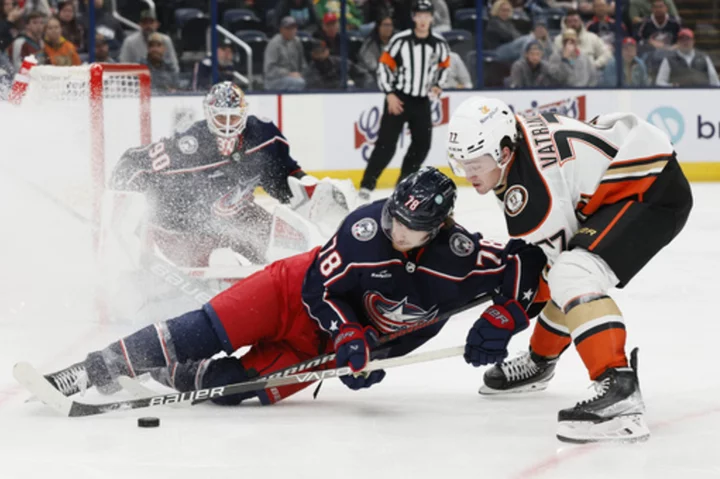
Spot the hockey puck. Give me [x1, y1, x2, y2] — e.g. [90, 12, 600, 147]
[137, 417, 160, 428]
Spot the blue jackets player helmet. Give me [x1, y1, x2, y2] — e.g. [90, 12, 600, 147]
[203, 82, 249, 138]
[382, 166, 456, 248]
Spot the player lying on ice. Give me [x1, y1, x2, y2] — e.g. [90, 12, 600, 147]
[446, 97, 694, 443]
[107, 81, 352, 267]
[44, 167, 546, 405]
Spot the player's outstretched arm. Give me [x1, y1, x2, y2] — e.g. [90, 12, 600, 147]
[464, 239, 546, 367]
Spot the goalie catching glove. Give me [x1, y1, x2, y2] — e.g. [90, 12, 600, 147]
[464, 296, 530, 366]
[333, 323, 386, 390]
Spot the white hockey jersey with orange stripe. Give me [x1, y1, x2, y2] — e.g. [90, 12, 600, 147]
[496, 112, 674, 271]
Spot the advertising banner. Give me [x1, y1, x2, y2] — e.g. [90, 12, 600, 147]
[145, 89, 719, 181]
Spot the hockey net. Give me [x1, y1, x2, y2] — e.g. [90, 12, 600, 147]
[3, 62, 152, 227]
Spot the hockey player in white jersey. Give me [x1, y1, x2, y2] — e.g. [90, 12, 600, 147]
[446, 97, 693, 443]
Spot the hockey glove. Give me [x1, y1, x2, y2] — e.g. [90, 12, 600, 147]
[334, 323, 386, 390]
[464, 296, 530, 367]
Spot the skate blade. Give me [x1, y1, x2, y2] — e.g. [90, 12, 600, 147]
[479, 379, 552, 395]
[556, 414, 650, 444]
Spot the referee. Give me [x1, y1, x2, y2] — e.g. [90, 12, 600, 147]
[359, 0, 450, 201]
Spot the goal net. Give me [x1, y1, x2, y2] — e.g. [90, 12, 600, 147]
[2, 62, 152, 226]
[0, 62, 152, 322]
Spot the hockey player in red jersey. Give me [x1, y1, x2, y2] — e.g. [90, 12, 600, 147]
[446, 97, 693, 443]
[41, 167, 546, 406]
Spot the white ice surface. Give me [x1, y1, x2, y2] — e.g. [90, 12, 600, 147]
[1, 177, 719, 479]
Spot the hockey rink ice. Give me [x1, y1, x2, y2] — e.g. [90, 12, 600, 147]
[1, 175, 719, 479]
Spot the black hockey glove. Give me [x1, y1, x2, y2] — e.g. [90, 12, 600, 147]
[464, 296, 530, 367]
[334, 323, 386, 390]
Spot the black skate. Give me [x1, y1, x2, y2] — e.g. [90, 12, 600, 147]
[479, 349, 558, 395]
[556, 348, 649, 444]
[44, 362, 91, 397]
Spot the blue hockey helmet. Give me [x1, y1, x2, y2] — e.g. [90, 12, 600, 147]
[203, 82, 249, 138]
[382, 167, 457, 244]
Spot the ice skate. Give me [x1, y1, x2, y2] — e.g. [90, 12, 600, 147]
[479, 349, 557, 395]
[44, 362, 91, 397]
[556, 348, 650, 444]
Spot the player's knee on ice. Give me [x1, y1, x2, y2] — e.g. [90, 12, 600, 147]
[196, 357, 258, 406]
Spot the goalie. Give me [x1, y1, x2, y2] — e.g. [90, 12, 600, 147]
[107, 81, 351, 268]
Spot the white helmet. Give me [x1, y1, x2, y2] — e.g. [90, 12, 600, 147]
[446, 97, 518, 176]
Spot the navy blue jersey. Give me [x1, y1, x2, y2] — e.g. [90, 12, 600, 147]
[110, 116, 302, 232]
[301, 200, 546, 357]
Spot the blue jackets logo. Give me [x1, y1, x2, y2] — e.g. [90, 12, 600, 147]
[363, 292, 438, 333]
[647, 106, 684, 144]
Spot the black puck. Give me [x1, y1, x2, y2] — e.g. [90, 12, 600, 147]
[137, 417, 160, 428]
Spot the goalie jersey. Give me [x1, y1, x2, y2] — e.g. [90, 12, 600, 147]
[109, 116, 302, 232]
[301, 200, 546, 357]
[497, 112, 675, 267]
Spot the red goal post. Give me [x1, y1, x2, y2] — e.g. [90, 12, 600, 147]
[10, 60, 153, 228]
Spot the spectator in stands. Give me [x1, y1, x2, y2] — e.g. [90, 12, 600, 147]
[637, 0, 680, 49]
[550, 29, 596, 86]
[363, 0, 393, 27]
[431, 0, 451, 32]
[314, 12, 341, 55]
[42, 16, 80, 66]
[7, 11, 45, 71]
[586, 0, 627, 47]
[485, 0, 521, 51]
[446, 51, 472, 88]
[83, 0, 124, 52]
[619, 37, 649, 85]
[315, 0, 363, 30]
[142, 32, 178, 92]
[303, 39, 371, 89]
[57, 1, 84, 52]
[554, 10, 611, 70]
[94, 32, 113, 62]
[578, 0, 614, 17]
[496, 17, 555, 63]
[1, 0, 23, 53]
[656, 28, 720, 87]
[264, 16, 306, 91]
[193, 38, 239, 91]
[508, 0, 530, 19]
[120, 9, 178, 74]
[274, 0, 320, 32]
[357, 14, 393, 75]
[21, 0, 50, 17]
[630, 0, 679, 27]
[510, 40, 569, 88]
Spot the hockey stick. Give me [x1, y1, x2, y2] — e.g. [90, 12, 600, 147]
[14, 345, 465, 417]
[249, 292, 491, 383]
[116, 293, 492, 402]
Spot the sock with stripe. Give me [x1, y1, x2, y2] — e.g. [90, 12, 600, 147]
[565, 296, 628, 380]
[83, 309, 224, 390]
[529, 302, 572, 359]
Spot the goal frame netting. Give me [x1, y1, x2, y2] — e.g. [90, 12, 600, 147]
[20, 62, 153, 230]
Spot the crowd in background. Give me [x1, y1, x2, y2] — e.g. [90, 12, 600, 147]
[0, 0, 718, 95]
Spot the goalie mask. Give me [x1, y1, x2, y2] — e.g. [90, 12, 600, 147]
[204, 82, 249, 139]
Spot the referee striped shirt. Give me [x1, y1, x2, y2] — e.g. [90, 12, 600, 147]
[377, 29, 451, 98]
